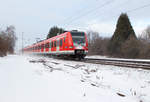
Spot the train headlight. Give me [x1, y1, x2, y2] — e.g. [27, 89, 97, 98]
[74, 43, 78, 46]
[69, 46, 73, 49]
[81, 43, 86, 46]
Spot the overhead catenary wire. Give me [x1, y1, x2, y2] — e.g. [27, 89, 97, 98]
[62, 0, 150, 33]
[78, 2, 150, 30]
[64, 0, 115, 27]
[96, 2, 150, 22]
[89, 0, 131, 20]
[63, 0, 101, 23]
[127, 3, 150, 13]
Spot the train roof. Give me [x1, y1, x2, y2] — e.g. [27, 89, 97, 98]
[23, 31, 85, 49]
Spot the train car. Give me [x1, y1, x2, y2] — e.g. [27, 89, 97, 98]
[23, 30, 88, 59]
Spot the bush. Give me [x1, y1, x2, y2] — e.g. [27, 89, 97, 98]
[138, 42, 150, 59]
[87, 30, 110, 55]
[120, 38, 141, 58]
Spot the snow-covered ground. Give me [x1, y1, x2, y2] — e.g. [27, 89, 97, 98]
[0, 55, 150, 102]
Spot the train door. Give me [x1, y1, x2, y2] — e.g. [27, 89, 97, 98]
[54, 41, 56, 52]
[45, 42, 49, 52]
[49, 41, 51, 53]
[56, 39, 59, 52]
[41, 44, 44, 52]
[39, 44, 41, 53]
[59, 38, 63, 51]
[63, 36, 66, 50]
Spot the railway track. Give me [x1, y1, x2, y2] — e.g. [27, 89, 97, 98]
[83, 58, 150, 70]
[36, 56, 150, 70]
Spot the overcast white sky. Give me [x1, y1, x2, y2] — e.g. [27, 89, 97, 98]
[0, 0, 150, 50]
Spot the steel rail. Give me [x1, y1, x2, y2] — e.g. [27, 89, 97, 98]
[83, 58, 150, 70]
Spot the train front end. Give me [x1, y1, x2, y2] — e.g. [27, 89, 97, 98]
[70, 31, 88, 59]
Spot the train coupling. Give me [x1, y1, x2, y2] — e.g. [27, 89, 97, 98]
[75, 49, 85, 55]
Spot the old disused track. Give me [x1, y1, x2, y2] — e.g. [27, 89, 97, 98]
[82, 58, 150, 70]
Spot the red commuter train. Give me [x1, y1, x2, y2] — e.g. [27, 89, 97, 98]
[23, 30, 88, 59]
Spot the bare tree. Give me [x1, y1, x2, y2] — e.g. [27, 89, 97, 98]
[0, 25, 17, 56]
[86, 30, 99, 55]
[5, 25, 17, 53]
[137, 25, 150, 58]
[86, 30, 109, 55]
[139, 25, 150, 42]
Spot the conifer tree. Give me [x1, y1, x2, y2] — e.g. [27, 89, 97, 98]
[108, 13, 137, 56]
[47, 26, 64, 39]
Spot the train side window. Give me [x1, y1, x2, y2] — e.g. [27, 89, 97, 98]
[43, 44, 44, 49]
[49, 42, 51, 48]
[54, 41, 56, 47]
[47, 43, 49, 48]
[44, 44, 46, 48]
[41, 44, 44, 49]
[40, 45, 42, 49]
[51, 42, 53, 48]
[64, 37, 66, 43]
[45, 43, 49, 48]
[60, 39, 63, 47]
[57, 40, 59, 47]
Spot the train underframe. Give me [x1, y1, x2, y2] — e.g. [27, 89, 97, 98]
[31, 49, 87, 60]
[55, 49, 86, 60]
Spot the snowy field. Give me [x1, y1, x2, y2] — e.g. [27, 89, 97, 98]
[0, 55, 150, 102]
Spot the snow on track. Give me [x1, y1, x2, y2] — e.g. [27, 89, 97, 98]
[86, 55, 150, 62]
[0, 55, 150, 102]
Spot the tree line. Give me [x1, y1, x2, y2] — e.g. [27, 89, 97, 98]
[45, 13, 150, 59]
[0, 25, 17, 57]
[87, 13, 150, 59]
[1, 13, 149, 59]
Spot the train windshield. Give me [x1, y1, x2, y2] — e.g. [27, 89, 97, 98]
[71, 32, 85, 46]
